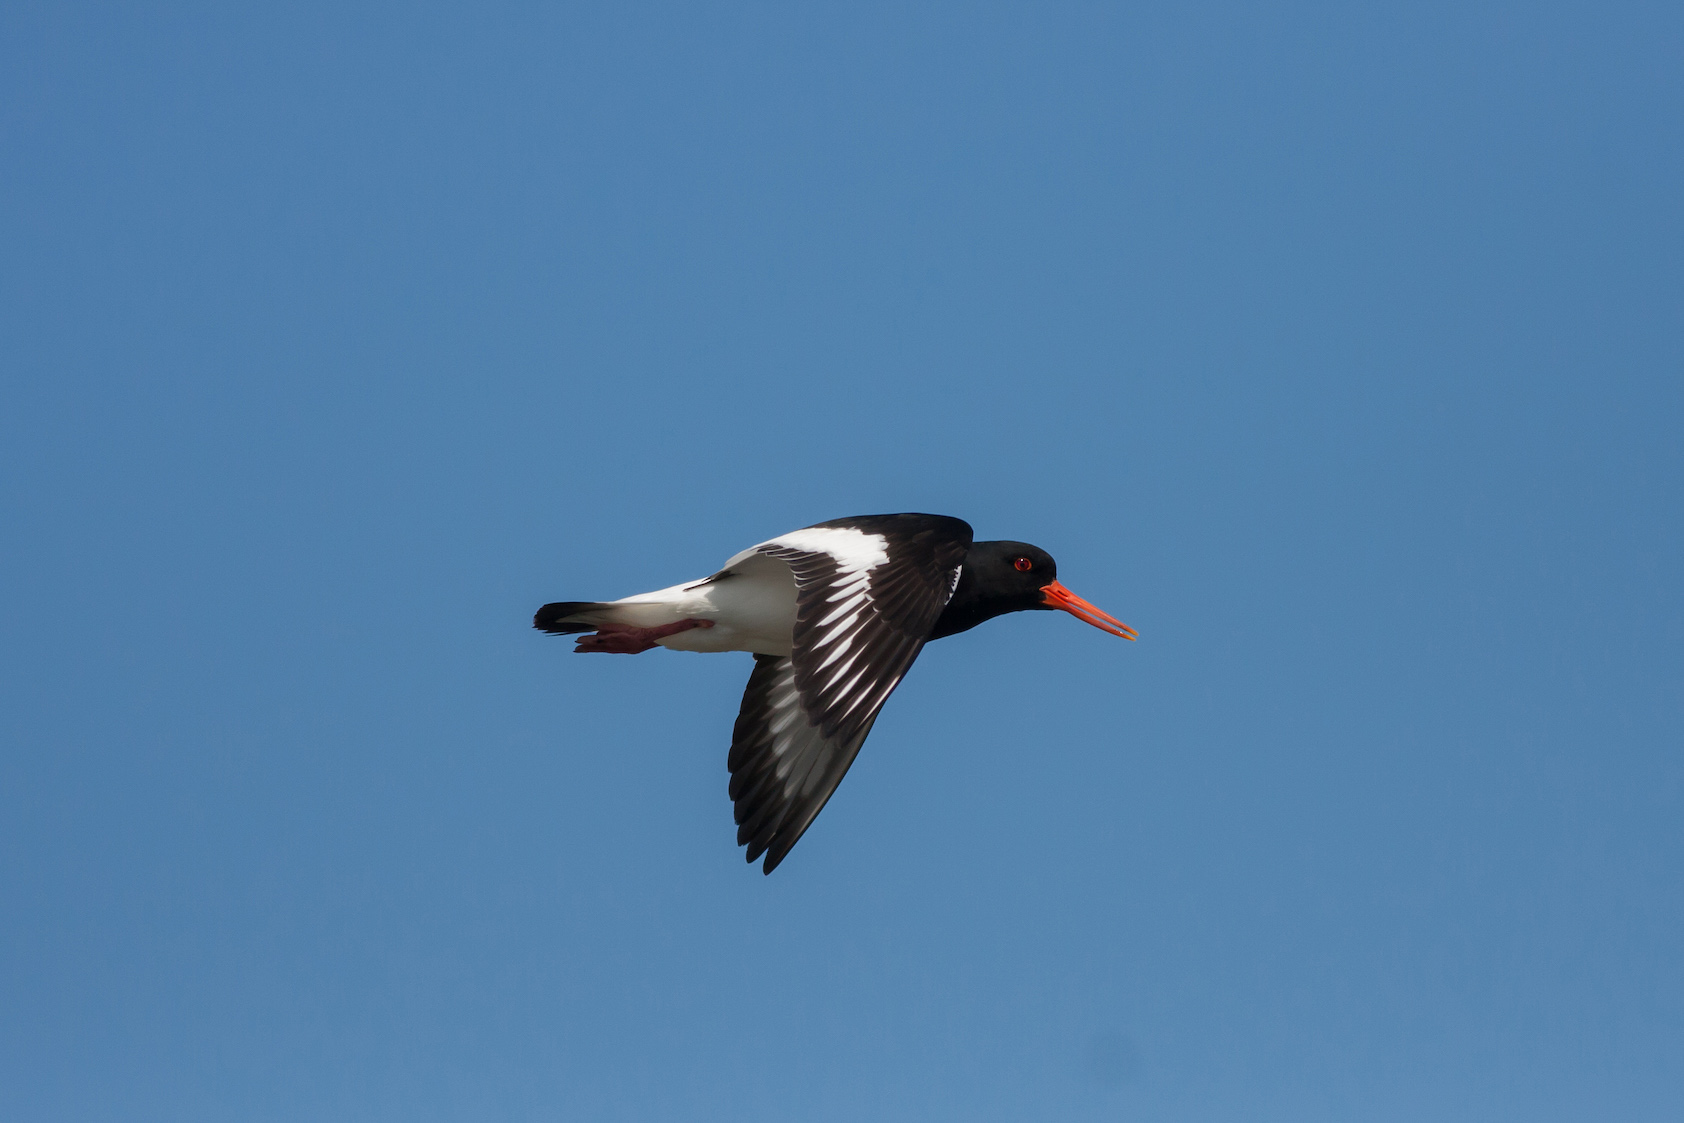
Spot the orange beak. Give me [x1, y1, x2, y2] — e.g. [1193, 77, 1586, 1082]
[1041, 581, 1138, 640]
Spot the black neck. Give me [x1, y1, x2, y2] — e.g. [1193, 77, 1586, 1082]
[929, 567, 1046, 640]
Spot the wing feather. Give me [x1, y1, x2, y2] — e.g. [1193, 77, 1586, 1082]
[725, 514, 972, 872]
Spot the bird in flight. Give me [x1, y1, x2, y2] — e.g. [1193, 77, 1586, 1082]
[534, 513, 1136, 873]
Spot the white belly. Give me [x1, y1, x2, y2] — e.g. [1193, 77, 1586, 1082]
[602, 551, 798, 656]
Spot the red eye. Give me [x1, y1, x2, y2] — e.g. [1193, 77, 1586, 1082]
[1013, 557, 1033, 572]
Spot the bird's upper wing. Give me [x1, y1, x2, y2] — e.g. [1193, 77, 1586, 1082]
[726, 514, 973, 872]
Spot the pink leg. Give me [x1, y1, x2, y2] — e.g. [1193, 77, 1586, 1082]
[574, 618, 714, 654]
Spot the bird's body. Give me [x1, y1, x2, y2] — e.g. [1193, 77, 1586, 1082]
[553, 547, 803, 655]
[535, 513, 1134, 872]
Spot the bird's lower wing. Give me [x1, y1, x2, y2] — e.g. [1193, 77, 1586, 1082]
[728, 654, 884, 874]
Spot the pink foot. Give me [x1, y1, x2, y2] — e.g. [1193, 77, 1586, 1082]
[574, 618, 713, 654]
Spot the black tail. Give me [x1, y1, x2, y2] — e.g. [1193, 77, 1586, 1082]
[533, 601, 613, 635]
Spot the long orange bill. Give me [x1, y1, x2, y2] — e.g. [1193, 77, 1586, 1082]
[1041, 581, 1138, 640]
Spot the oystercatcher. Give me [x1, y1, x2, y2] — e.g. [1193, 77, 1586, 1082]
[534, 513, 1135, 873]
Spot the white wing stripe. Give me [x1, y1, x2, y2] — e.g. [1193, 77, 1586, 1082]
[813, 616, 863, 649]
[828, 663, 876, 715]
[817, 648, 867, 694]
[815, 626, 870, 670]
[819, 592, 869, 624]
[821, 613, 866, 644]
[825, 576, 870, 601]
[767, 527, 890, 571]
[838, 658, 907, 726]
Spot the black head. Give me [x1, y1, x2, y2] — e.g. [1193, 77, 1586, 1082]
[929, 540, 1136, 641]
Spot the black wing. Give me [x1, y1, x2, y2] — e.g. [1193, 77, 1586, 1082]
[727, 514, 972, 873]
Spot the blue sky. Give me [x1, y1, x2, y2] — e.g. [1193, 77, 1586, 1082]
[3, 2, 1681, 1120]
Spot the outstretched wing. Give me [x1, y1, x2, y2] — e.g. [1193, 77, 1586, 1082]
[727, 514, 972, 873]
[729, 655, 878, 874]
